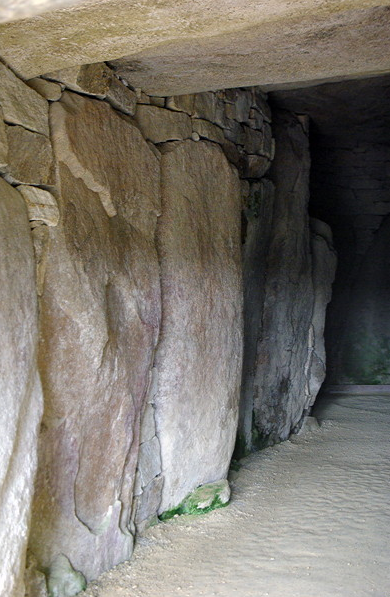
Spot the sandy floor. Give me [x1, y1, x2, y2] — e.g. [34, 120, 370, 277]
[81, 393, 390, 597]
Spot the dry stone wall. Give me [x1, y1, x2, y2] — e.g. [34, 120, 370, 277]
[0, 59, 334, 597]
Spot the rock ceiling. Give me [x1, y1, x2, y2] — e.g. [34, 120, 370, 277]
[1, 0, 390, 95]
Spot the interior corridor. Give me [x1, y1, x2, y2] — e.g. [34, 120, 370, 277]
[82, 390, 390, 597]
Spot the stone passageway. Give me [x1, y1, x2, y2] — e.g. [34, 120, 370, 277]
[82, 391, 390, 597]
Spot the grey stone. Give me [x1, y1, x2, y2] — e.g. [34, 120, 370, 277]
[135, 475, 164, 526]
[248, 107, 264, 130]
[237, 179, 275, 455]
[0, 62, 49, 136]
[250, 110, 314, 445]
[252, 88, 272, 122]
[25, 553, 48, 597]
[296, 416, 321, 435]
[44, 63, 137, 115]
[221, 139, 245, 170]
[243, 125, 264, 155]
[138, 436, 162, 489]
[223, 120, 245, 145]
[192, 92, 217, 121]
[31, 224, 50, 297]
[4, 0, 389, 98]
[0, 108, 8, 169]
[241, 154, 271, 179]
[135, 88, 150, 104]
[150, 97, 166, 107]
[305, 219, 337, 406]
[105, 77, 137, 115]
[139, 403, 156, 445]
[166, 94, 195, 114]
[17, 185, 60, 226]
[234, 89, 252, 122]
[47, 555, 86, 597]
[43, 63, 111, 96]
[6, 125, 55, 186]
[27, 78, 62, 101]
[28, 92, 161, 584]
[155, 140, 242, 512]
[0, 178, 43, 597]
[224, 102, 237, 120]
[135, 104, 192, 143]
[191, 118, 225, 144]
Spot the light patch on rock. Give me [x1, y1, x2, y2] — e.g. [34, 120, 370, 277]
[17, 185, 60, 226]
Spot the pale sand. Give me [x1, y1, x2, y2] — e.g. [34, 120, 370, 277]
[81, 392, 390, 597]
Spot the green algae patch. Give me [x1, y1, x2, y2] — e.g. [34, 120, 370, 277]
[159, 480, 231, 521]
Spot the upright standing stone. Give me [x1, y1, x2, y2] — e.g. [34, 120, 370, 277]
[28, 92, 161, 593]
[306, 219, 337, 406]
[0, 179, 43, 597]
[237, 179, 275, 456]
[155, 139, 243, 513]
[252, 111, 314, 445]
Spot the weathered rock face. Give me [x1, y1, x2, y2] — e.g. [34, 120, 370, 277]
[155, 140, 243, 513]
[28, 92, 161, 588]
[0, 178, 43, 597]
[1, 0, 390, 96]
[237, 179, 275, 456]
[306, 219, 337, 405]
[250, 112, 314, 445]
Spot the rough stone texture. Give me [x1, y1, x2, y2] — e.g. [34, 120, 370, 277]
[160, 479, 231, 519]
[237, 179, 275, 456]
[17, 185, 59, 226]
[242, 154, 271, 179]
[27, 77, 63, 101]
[0, 108, 8, 169]
[1, 1, 390, 95]
[28, 91, 162, 589]
[0, 178, 43, 597]
[44, 63, 137, 115]
[191, 118, 225, 144]
[0, 0, 83, 23]
[137, 436, 162, 489]
[135, 104, 192, 143]
[155, 139, 242, 512]
[0, 62, 49, 136]
[5, 125, 55, 186]
[134, 475, 164, 532]
[139, 403, 156, 444]
[306, 219, 337, 407]
[251, 111, 314, 446]
[166, 95, 194, 114]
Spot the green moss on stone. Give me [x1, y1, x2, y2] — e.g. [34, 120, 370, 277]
[159, 480, 230, 521]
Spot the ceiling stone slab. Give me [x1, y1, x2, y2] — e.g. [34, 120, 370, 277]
[0, 0, 390, 93]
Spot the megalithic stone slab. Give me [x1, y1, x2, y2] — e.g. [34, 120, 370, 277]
[28, 92, 161, 590]
[0, 178, 43, 597]
[251, 110, 314, 446]
[155, 139, 243, 513]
